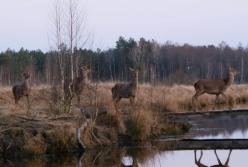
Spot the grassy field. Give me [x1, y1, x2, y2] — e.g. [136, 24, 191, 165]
[94, 82, 248, 113]
[0, 82, 247, 155]
[1, 82, 248, 116]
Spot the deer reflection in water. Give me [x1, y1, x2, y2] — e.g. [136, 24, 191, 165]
[211, 150, 232, 167]
[194, 150, 208, 167]
[194, 150, 232, 167]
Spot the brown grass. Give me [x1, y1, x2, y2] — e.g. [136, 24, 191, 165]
[0, 83, 247, 154]
[94, 82, 248, 113]
[1, 83, 248, 117]
[125, 109, 155, 141]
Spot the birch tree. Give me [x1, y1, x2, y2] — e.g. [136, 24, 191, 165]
[66, 0, 89, 80]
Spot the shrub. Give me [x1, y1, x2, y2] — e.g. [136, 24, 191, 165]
[126, 109, 154, 141]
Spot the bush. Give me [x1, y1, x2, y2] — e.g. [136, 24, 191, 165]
[126, 109, 154, 141]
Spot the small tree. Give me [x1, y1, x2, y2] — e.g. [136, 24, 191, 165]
[50, 0, 90, 113]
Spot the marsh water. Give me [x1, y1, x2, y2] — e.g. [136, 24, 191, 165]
[2, 148, 248, 167]
[183, 111, 248, 139]
[3, 111, 248, 166]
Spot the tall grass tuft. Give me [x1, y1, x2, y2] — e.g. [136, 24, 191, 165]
[126, 109, 154, 141]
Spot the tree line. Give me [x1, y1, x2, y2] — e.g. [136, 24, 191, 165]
[0, 37, 246, 86]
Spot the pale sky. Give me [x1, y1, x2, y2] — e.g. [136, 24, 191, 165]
[0, 0, 248, 51]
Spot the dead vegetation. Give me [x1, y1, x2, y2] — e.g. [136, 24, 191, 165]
[0, 82, 247, 156]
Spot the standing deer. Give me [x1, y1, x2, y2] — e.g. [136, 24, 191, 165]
[192, 67, 239, 106]
[12, 72, 31, 105]
[69, 66, 90, 104]
[112, 68, 139, 105]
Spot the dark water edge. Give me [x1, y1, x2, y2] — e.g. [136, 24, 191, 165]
[0, 147, 155, 167]
[2, 147, 248, 167]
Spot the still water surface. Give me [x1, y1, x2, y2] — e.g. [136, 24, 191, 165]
[1, 149, 247, 167]
[184, 112, 248, 139]
[3, 112, 248, 166]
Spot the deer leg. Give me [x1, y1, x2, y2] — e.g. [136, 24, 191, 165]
[77, 94, 81, 106]
[26, 95, 30, 105]
[192, 91, 204, 111]
[221, 93, 227, 103]
[224, 149, 232, 166]
[199, 150, 203, 161]
[192, 95, 198, 112]
[26, 94, 31, 115]
[14, 97, 19, 104]
[113, 97, 121, 116]
[14, 91, 20, 104]
[114, 96, 121, 104]
[192, 91, 204, 103]
[130, 97, 135, 104]
[194, 150, 198, 164]
[214, 150, 223, 165]
[215, 94, 220, 105]
[194, 150, 205, 166]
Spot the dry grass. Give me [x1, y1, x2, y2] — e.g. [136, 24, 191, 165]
[1, 83, 248, 117]
[0, 82, 247, 154]
[125, 109, 155, 141]
[94, 82, 248, 113]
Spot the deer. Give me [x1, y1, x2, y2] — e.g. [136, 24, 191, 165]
[194, 150, 208, 167]
[210, 150, 232, 167]
[69, 66, 90, 105]
[192, 66, 239, 107]
[12, 72, 31, 105]
[111, 68, 139, 105]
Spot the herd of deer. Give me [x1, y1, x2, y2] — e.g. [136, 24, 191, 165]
[11, 65, 239, 111]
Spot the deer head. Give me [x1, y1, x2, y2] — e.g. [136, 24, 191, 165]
[23, 72, 30, 79]
[79, 66, 90, 79]
[228, 66, 239, 76]
[129, 67, 139, 79]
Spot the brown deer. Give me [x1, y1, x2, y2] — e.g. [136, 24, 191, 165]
[210, 150, 232, 167]
[12, 72, 31, 105]
[112, 68, 139, 105]
[69, 66, 90, 104]
[192, 67, 239, 106]
[194, 150, 208, 167]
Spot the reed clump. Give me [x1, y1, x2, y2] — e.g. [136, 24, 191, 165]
[43, 126, 78, 154]
[125, 109, 155, 141]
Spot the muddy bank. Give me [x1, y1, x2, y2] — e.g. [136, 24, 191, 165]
[0, 108, 190, 158]
[4, 108, 247, 157]
[0, 115, 80, 157]
[0, 111, 123, 157]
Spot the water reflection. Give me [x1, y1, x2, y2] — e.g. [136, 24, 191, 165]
[1, 148, 247, 167]
[184, 114, 248, 139]
[194, 150, 207, 167]
[70, 147, 156, 167]
[195, 150, 232, 167]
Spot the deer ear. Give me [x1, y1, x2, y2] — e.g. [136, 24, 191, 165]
[227, 66, 231, 71]
[129, 67, 134, 71]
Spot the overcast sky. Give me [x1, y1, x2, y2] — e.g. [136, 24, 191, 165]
[0, 0, 248, 51]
